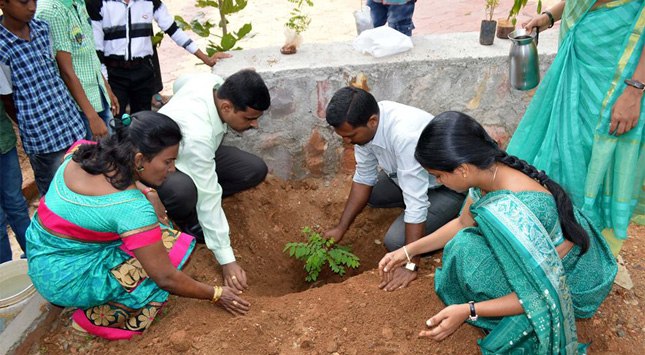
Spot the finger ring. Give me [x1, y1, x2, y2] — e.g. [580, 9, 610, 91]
[233, 300, 238, 306]
[231, 276, 237, 280]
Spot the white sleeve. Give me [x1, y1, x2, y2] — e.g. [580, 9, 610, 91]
[153, 2, 200, 54]
[176, 138, 235, 264]
[0, 63, 12, 95]
[394, 135, 430, 224]
[352, 145, 379, 186]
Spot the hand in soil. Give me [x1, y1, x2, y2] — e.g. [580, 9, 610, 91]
[222, 261, 249, 293]
[419, 304, 470, 341]
[378, 266, 417, 292]
[378, 248, 408, 276]
[322, 226, 346, 245]
[216, 286, 251, 316]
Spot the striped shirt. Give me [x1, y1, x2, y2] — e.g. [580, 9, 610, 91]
[36, 0, 110, 113]
[0, 18, 86, 155]
[86, 0, 199, 63]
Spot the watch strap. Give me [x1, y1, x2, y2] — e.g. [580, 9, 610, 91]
[625, 78, 645, 91]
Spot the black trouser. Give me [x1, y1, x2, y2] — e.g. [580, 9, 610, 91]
[155, 146, 268, 241]
[107, 59, 155, 117]
[367, 171, 466, 252]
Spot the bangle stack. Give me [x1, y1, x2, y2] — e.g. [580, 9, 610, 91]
[212, 286, 223, 303]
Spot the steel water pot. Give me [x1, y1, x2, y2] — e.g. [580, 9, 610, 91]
[508, 28, 540, 90]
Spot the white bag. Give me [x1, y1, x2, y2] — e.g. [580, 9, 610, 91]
[354, 6, 373, 35]
[352, 26, 413, 58]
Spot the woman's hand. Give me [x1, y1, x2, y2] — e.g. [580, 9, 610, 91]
[610, 86, 642, 136]
[216, 286, 251, 316]
[145, 190, 170, 224]
[419, 304, 470, 341]
[522, 14, 552, 33]
[378, 248, 408, 281]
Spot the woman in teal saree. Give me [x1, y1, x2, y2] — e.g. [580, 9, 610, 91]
[379, 112, 617, 354]
[507, 0, 645, 255]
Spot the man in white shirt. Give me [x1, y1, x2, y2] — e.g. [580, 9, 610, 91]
[154, 70, 271, 294]
[323, 86, 465, 292]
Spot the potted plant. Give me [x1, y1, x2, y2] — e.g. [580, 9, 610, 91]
[480, 0, 499, 45]
[281, 0, 314, 55]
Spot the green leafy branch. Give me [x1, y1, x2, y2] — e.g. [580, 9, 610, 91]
[285, 0, 314, 35]
[283, 227, 360, 282]
[507, 0, 542, 25]
[174, 0, 253, 55]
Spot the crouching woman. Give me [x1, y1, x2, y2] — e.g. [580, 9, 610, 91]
[26, 112, 249, 340]
[378, 111, 617, 354]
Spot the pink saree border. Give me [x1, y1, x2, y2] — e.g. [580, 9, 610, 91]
[38, 197, 120, 242]
[168, 232, 195, 267]
[72, 309, 142, 340]
[121, 226, 162, 250]
[66, 139, 97, 154]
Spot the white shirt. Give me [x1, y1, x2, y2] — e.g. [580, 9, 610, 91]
[353, 101, 437, 224]
[158, 74, 234, 264]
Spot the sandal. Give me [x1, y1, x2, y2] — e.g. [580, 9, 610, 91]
[151, 93, 168, 109]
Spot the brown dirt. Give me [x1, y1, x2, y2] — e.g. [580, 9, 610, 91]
[17, 177, 645, 355]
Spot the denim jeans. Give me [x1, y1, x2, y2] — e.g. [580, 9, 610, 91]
[79, 94, 114, 139]
[27, 148, 67, 196]
[367, 0, 416, 36]
[0, 147, 31, 263]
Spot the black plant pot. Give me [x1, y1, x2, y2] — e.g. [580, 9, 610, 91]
[480, 20, 497, 45]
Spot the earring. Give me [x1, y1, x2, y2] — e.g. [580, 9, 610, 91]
[137, 166, 144, 172]
[462, 173, 467, 179]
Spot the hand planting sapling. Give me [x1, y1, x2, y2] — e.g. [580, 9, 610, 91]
[283, 227, 360, 282]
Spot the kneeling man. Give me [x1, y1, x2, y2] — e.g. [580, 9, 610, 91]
[324, 87, 465, 291]
[155, 70, 271, 294]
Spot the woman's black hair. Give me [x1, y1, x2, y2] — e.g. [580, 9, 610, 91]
[72, 111, 182, 190]
[415, 111, 590, 254]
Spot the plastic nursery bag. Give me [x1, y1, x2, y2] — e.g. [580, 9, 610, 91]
[352, 26, 413, 58]
[354, 6, 373, 35]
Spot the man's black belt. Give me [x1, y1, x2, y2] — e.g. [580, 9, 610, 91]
[105, 56, 151, 69]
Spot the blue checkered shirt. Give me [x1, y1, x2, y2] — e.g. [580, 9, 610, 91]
[0, 18, 86, 155]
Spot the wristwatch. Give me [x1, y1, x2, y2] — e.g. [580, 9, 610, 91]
[468, 301, 479, 322]
[405, 262, 418, 272]
[625, 78, 645, 92]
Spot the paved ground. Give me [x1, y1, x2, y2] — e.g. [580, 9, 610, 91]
[155, 0, 557, 95]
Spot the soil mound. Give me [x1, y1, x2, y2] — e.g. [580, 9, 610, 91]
[18, 177, 645, 354]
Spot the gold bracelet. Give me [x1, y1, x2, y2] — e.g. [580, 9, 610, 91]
[211, 286, 222, 303]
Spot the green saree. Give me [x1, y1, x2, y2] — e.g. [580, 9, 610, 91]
[436, 189, 616, 354]
[506, 0, 645, 253]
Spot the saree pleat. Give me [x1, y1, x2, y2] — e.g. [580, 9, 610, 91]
[507, 0, 645, 245]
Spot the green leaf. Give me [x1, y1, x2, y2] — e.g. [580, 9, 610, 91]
[219, 33, 237, 51]
[174, 16, 191, 30]
[234, 23, 252, 39]
[536, 0, 542, 14]
[511, 18, 517, 26]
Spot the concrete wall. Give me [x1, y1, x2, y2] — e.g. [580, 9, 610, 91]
[211, 31, 560, 180]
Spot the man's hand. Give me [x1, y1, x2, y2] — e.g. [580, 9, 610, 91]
[106, 86, 120, 116]
[322, 226, 346, 244]
[87, 111, 109, 138]
[202, 52, 233, 67]
[144, 190, 169, 224]
[222, 261, 249, 293]
[378, 266, 417, 292]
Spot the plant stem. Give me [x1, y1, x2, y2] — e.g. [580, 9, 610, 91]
[218, 0, 228, 36]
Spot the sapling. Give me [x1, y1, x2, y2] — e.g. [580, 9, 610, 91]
[283, 227, 360, 282]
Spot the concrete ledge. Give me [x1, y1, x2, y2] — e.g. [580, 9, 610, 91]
[210, 31, 559, 180]
[0, 294, 60, 355]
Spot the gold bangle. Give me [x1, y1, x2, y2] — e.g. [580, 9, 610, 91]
[211, 286, 222, 303]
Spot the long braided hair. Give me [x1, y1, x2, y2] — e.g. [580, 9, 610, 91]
[415, 111, 589, 253]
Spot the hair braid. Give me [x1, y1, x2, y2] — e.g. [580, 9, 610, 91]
[496, 152, 590, 254]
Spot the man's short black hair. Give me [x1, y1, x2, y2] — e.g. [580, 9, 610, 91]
[325, 86, 379, 128]
[217, 70, 271, 112]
